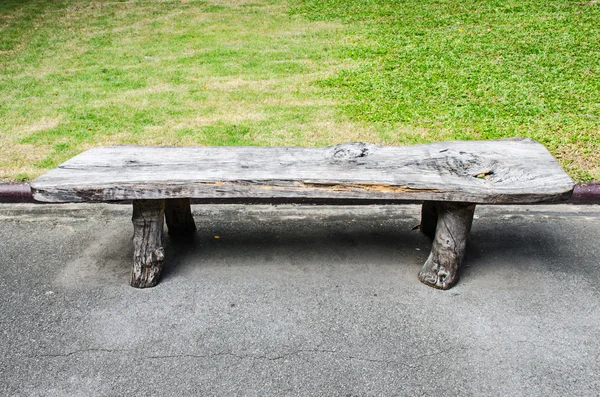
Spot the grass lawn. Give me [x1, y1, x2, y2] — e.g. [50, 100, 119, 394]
[1, 0, 599, 182]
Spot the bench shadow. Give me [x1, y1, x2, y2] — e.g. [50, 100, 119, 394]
[68, 208, 580, 289]
[160, 214, 577, 286]
[159, 215, 430, 283]
[462, 220, 576, 282]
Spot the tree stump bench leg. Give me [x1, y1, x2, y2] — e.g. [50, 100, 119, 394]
[131, 199, 166, 288]
[418, 202, 476, 290]
[165, 198, 196, 236]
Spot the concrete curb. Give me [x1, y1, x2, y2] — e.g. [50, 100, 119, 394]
[0, 183, 35, 203]
[569, 183, 600, 204]
[2, 182, 599, 204]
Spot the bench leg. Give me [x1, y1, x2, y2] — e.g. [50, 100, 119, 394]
[165, 198, 196, 236]
[418, 202, 476, 290]
[131, 199, 165, 288]
[420, 201, 438, 240]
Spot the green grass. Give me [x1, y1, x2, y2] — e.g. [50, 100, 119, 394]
[0, 0, 361, 180]
[1, 0, 598, 181]
[291, 0, 600, 181]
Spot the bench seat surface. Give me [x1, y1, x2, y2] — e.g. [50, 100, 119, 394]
[31, 139, 574, 204]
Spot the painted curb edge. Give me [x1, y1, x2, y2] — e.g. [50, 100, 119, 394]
[1, 183, 599, 204]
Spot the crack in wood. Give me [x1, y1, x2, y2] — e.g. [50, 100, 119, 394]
[190, 180, 440, 194]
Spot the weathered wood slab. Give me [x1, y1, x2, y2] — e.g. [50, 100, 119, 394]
[31, 139, 574, 204]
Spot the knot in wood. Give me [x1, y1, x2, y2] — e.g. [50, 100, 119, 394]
[330, 142, 372, 160]
[153, 247, 165, 262]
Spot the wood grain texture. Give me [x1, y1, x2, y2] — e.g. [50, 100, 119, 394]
[165, 198, 196, 236]
[418, 202, 476, 289]
[131, 199, 165, 288]
[31, 139, 574, 204]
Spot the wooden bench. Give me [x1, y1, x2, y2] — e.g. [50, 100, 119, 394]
[30, 138, 574, 290]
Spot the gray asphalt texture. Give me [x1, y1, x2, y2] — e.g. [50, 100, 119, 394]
[0, 203, 598, 396]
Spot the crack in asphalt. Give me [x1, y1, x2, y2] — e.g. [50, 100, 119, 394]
[28, 345, 486, 367]
[145, 348, 339, 361]
[29, 348, 339, 361]
[30, 348, 131, 358]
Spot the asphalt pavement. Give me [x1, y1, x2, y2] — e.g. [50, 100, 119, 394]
[0, 203, 598, 396]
